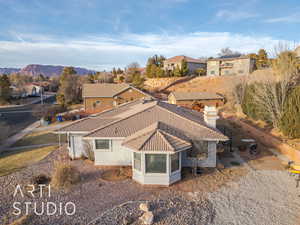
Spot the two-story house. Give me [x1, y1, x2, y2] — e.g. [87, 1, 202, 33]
[207, 56, 255, 76]
[83, 83, 151, 113]
[163, 55, 206, 75]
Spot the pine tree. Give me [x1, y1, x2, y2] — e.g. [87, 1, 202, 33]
[0, 74, 11, 102]
[257, 49, 269, 69]
[181, 59, 189, 76]
[174, 65, 182, 77]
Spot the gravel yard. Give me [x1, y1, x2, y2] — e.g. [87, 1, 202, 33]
[1, 147, 300, 225]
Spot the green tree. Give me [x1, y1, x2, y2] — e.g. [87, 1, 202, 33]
[181, 59, 189, 76]
[174, 65, 182, 77]
[256, 49, 269, 69]
[0, 74, 11, 102]
[57, 67, 80, 106]
[145, 54, 166, 78]
[196, 68, 206, 76]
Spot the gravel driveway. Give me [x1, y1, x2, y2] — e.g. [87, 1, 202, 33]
[1, 148, 300, 225]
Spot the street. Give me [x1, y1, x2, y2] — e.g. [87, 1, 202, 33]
[0, 95, 56, 141]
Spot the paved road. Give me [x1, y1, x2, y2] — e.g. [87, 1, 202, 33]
[0, 95, 56, 142]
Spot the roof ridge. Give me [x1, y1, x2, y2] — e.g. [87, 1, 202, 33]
[156, 102, 225, 139]
[84, 102, 158, 137]
[138, 129, 158, 150]
[157, 130, 175, 152]
[160, 130, 191, 145]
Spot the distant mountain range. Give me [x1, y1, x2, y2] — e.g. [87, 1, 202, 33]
[0, 64, 96, 76]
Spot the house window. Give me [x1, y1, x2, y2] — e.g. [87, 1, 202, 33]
[210, 71, 215, 75]
[225, 70, 229, 75]
[145, 154, 167, 173]
[134, 152, 141, 171]
[95, 139, 110, 150]
[171, 153, 180, 172]
[95, 100, 101, 104]
[238, 70, 244, 74]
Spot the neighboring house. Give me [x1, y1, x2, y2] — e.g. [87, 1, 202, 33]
[163, 55, 206, 75]
[83, 83, 151, 113]
[24, 84, 43, 97]
[207, 56, 255, 76]
[9, 85, 26, 98]
[57, 99, 228, 186]
[168, 92, 225, 110]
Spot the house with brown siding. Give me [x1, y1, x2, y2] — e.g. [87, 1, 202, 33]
[57, 99, 228, 185]
[83, 83, 151, 113]
[168, 92, 225, 111]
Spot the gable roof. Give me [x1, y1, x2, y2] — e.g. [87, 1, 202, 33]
[170, 92, 224, 101]
[83, 100, 228, 141]
[164, 55, 206, 64]
[82, 83, 151, 98]
[122, 122, 192, 152]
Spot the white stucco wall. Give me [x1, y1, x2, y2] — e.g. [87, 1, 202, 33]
[68, 133, 85, 159]
[93, 139, 132, 166]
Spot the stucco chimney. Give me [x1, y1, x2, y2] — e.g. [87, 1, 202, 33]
[204, 106, 219, 128]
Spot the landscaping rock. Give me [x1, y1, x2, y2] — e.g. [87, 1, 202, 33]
[139, 202, 150, 212]
[139, 211, 154, 225]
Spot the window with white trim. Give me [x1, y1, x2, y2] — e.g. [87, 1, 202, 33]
[95, 139, 110, 150]
[145, 154, 167, 173]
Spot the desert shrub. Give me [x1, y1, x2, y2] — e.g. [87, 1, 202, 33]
[279, 86, 300, 138]
[9, 215, 32, 225]
[31, 174, 51, 186]
[83, 140, 95, 161]
[51, 161, 80, 190]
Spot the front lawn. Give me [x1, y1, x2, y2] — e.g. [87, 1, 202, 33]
[0, 145, 57, 176]
[12, 131, 66, 147]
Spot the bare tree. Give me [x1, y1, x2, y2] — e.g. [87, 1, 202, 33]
[252, 44, 300, 128]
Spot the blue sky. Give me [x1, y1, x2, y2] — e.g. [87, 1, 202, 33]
[0, 0, 299, 70]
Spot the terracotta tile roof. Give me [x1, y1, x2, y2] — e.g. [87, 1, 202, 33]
[170, 92, 224, 101]
[84, 100, 228, 141]
[82, 83, 130, 97]
[207, 56, 250, 62]
[164, 55, 206, 64]
[122, 122, 192, 152]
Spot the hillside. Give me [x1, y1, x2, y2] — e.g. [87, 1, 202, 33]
[0, 68, 21, 74]
[145, 69, 272, 107]
[0, 64, 96, 76]
[19, 64, 96, 76]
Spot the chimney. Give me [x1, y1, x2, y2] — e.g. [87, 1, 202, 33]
[204, 106, 219, 128]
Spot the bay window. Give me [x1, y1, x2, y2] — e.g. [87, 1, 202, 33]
[145, 154, 167, 173]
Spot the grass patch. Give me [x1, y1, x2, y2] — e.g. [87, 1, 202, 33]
[230, 161, 241, 166]
[12, 132, 66, 147]
[0, 145, 57, 177]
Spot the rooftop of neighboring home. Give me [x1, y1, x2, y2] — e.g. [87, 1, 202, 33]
[59, 99, 228, 146]
[82, 83, 150, 98]
[169, 92, 224, 101]
[207, 55, 251, 62]
[164, 55, 206, 64]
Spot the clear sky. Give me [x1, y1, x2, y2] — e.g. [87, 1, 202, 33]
[0, 0, 299, 70]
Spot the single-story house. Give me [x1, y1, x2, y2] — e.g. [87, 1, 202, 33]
[83, 83, 151, 113]
[168, 92, 225, 111]
[57, 98, 228, 186]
